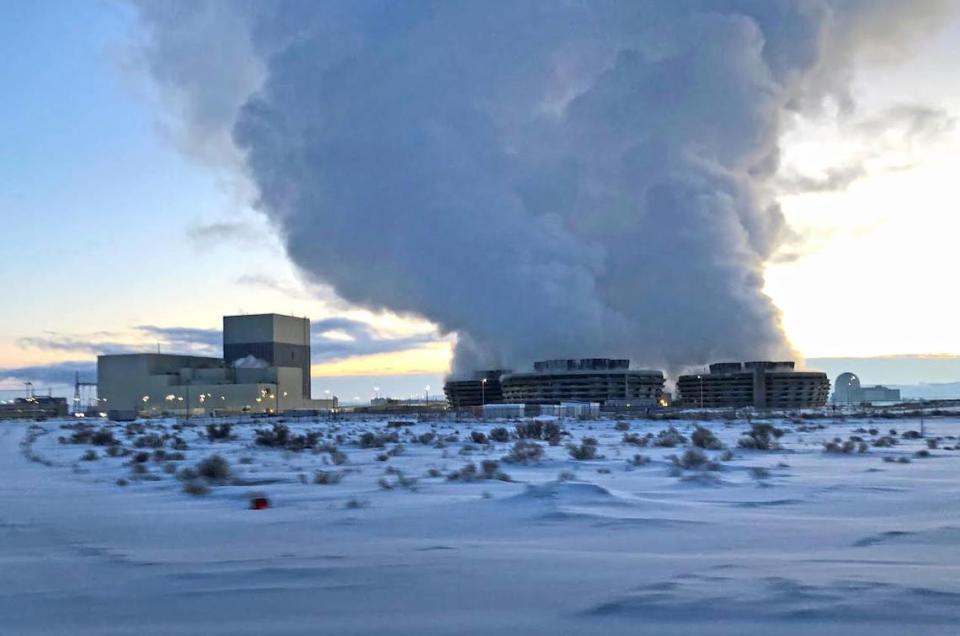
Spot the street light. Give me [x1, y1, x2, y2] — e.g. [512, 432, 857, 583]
[697, 375, 704, 409]
[481, 378, 487, 407]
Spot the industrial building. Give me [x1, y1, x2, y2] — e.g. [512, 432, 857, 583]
[97, 314, 336, 419]
[677, 361, 829, 409]
[0, 396, 69, 420]
[443, 369, 509, 408]
[500, 359, 665, 406]
[862, 385, 901, 402]
[831, 373, 901, 404]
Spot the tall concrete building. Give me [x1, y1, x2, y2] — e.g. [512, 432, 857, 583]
[677, 361, 829, 409]
[223, 314, 312, 399]
[98, 313, 333, 420]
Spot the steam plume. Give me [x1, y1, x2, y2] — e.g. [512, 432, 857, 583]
[130, 0, 951, 374]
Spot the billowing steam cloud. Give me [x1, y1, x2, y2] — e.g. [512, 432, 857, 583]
[130, 1, 950, 375]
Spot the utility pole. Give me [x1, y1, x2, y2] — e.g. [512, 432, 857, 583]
[920, 401, 925, 438]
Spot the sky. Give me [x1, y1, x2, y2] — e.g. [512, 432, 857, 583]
[1, 2, 959, 402]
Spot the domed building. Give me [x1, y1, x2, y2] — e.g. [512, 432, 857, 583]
[831, 372, 862, 405]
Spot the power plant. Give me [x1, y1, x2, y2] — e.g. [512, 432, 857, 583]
[445, 359, 832, 412]
[502, 359, 665, 406]
[442, 369, 510, 408]
[831, 372, 901, 405]
[676, 361, 829, 409]
[445, 359, 665, 409]
[18, 311, 837, 420]
[97, 314, 336, 420]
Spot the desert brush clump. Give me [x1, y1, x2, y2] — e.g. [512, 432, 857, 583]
[124, 422, 146, 437]
[670, 448, 720, 472]
[196, 455, 231, 484]
[737, 423, 785, 451]
[749, 466, 771, 480]
[182, 480, 211, 496]
[628, 454, 651, 467]
[255, 423, 322, 451]
[515, 421, 544, 439]
[133, 434, 165, 449]
[205, 423, 233, 441]
[823, 438, 868, 454]
[255, 423, 291, 447]
[652, 427, 687, 448]
[357, 430, 400, 449]
[514, 421, 564, 445]
[328, 448, 348, 465]
[80, 449, 98, 461]
[501, 440, 544, 464]
[872, 435, 898, 448]
[64, 425, 117, 446]
[379, 467, 419, 490]
[567, 437, 601, 460]
[447, 460, 510, 482]
[691, 426, 724, 450]
[883, 455, 912, 464]
[614, 421, 630, 431]
[470, 431, 488, 444]
[622, 432, 652, 447]
[313, 470, 345, 485]
[488, 427, 511, 443]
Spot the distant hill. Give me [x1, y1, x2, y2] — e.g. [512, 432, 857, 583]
[894, 382, 960, 400]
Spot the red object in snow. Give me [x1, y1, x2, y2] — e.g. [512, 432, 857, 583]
[250, 496, 270, 510]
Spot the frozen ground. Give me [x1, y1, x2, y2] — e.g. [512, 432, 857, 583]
[2, 413, 960, 635]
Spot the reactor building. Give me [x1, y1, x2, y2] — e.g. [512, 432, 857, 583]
[98, 313, 335, 420]
[676, 361, 829, 409]
[831, 372, 900, 404]
[498, 358, 665, 406]
[443, 369, 510, 408]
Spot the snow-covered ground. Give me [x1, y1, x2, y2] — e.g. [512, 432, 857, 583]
[2, 413, 959, 635]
